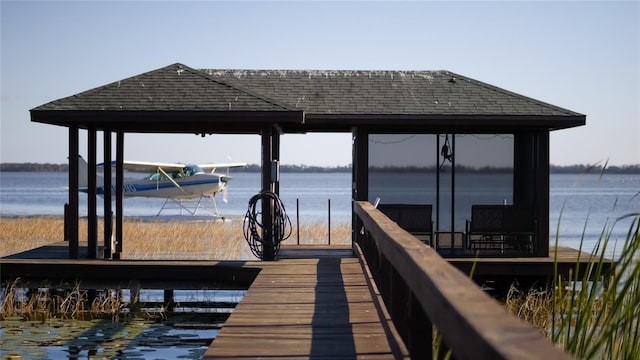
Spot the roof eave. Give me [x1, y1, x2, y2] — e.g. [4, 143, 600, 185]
[301, 113, 585, 132]
[30, 109, 305, 133]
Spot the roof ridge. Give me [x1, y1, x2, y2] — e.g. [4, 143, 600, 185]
[47, 63, 188, 105]
[176, 64, 299, 111]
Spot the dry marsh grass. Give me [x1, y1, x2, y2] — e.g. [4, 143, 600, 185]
[1, 278, 131, 322]
[1, 216, 351, 321]
[0, 216, 65, 257]
[0, 216, 352, 260]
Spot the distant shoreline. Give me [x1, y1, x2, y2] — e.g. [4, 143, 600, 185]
[1, 163, 639, 174]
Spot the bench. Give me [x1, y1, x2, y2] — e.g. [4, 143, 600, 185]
[466, 205, 535, 254]
[377, 204, 433, 245]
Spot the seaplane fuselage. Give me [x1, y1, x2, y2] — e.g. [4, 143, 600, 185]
[94, 166, 228, 199]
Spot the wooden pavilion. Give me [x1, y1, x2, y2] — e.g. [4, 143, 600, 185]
[30, 63, 585, 260]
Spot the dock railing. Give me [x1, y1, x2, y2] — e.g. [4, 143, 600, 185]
[354, 201, 571, 360]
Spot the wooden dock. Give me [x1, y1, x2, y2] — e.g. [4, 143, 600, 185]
[1, 240, 606, 359]
[1, 244, 409, 359]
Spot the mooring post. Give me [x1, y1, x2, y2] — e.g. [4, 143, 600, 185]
[328, 198, 331, 245]
[164, 289, 175, 312]
[63, 203, 69, 242]
[129, 282, 140, 313]
[296, 198, 300, 245]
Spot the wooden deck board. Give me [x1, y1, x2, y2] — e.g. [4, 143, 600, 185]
[204, 255, 408, 359]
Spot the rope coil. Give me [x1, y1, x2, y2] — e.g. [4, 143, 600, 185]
[243, 191, 292, 260]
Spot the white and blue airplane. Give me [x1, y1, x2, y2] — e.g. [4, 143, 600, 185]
[77, 156, 246, 216]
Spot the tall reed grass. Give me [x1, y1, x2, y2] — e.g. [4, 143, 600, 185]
[507, 212, 640, 359]
[1, 279, 127, 322]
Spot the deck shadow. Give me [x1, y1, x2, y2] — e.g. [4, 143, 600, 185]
[310, 257, 356, 359]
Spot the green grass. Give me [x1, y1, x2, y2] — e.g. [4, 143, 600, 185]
[551, 212, 640, 359]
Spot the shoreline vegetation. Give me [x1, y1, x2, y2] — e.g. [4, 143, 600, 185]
[2, 214, 639, 358]
[0, 215, 351, 260]
[1, 162, 639, 174]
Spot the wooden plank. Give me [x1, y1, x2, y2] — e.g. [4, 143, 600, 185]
[204, 257, 409, 359]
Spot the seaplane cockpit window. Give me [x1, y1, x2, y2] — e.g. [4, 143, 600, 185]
[147, 173, 163, 181]
[183, 165, 204, 177]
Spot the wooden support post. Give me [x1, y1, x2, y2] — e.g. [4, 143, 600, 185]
[390, 267, 409, 343]
[272, 129, 280, 195]
[164, 289, 175, 312]
[352, 128, 368, 249]
[129, 282, 140, 313]
[87, 128, 98, 259]
[379, 254, 391, 306]
[103, 130, 113, 259]
[68, 126, 79, 259]
[261, 126, 275, 261]
[409, 293, 432, 359]
[535, 131, 550, 257]
[114, 131, 124, 259]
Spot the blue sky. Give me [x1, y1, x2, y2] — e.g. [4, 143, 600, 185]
[1, 1, 638, 166]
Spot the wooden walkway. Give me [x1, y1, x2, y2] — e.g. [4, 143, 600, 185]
[2, 241, 609, 359]
[204, 245, 408, 359]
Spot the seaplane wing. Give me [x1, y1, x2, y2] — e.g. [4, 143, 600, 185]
[99, 160, 188, 173]
[198, 163, 247, 173]
[81, 156, 246, 216]
[98, 161, 247, 174]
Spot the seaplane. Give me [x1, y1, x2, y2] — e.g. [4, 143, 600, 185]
[77, 156, 246, 216]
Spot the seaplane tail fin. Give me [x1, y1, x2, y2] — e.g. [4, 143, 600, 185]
[77, 155, 104, 189]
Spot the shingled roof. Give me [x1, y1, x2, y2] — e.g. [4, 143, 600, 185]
[205, 69, 585, 131]
[205, 69, 578, 115]
[31, 62, 585, 133]
[30, 63, 303, 132]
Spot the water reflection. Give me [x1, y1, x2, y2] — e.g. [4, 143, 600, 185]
[0, 287, 243, 359]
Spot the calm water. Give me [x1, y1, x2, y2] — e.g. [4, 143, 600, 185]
[0, 289, 243, 359]
[0, 172, 352, 223]
[0, 172, 638, 358]
[1, 172, 638, 254]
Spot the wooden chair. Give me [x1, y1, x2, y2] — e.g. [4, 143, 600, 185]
[378, 204, 433, 245]
[466, 205, 535, 254]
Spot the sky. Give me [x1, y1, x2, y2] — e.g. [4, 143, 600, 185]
[1, 1, 639, 167]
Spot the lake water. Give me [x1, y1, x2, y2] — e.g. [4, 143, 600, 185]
[1, 172, 638, 358]
[0, 288, 239, 359]
[1, 172, 638, 255]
